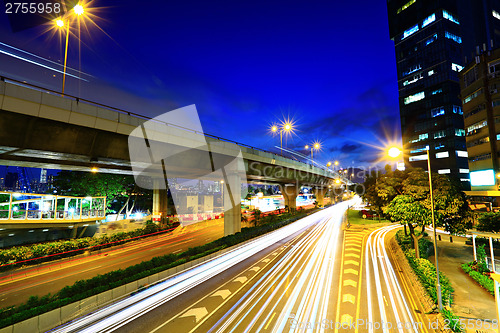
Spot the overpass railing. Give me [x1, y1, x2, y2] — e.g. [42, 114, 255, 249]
[0, 76, 348, 182]
[0, 191, 106, 223]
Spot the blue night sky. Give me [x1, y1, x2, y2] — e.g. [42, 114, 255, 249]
[0, 0, 401, 170]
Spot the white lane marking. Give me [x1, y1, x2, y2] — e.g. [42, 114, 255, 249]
[233, 276, 247, 284]
[180, 307, 208, 323]
[211, 289, 231, 300]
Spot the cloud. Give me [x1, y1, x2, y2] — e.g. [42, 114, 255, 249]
[340, 143, 360, 153]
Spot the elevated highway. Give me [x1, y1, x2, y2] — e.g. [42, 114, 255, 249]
[0, 77, 351, 235]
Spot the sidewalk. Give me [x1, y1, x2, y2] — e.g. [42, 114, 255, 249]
[426, 234, 498, 322]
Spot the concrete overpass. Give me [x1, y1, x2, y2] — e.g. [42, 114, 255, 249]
[0, 77, 350, 235]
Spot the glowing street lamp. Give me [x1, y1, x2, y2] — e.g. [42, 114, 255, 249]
[271, 122, 293, 156]
[305, 142, 320, 164]
[388, 146, 443, 311]
[55, 3, 86, 95]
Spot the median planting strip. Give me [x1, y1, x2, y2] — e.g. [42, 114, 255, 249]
[0, 223, 176, 272]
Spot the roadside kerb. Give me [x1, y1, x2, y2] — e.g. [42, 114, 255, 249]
[389, 237, 449, 332]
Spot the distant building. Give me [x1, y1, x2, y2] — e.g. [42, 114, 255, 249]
[460, 47, 500, 193]
[4, 172, 18, 191]
[387, 0, 500, 189]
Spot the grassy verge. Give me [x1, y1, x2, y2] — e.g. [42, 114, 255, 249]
[395, 230, 463, 333]
[346, 209, 390, 225]
[0, 207, 318, 329]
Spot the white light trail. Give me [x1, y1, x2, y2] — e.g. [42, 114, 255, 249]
[365, 225, 419, 333]
[0, 42, 89, 81]
[52, 203, 348, 333]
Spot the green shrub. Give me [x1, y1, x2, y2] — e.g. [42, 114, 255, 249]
[0, 222, 173, 271]
[441, 308, 464, 333]
[461, 262, 494, 295]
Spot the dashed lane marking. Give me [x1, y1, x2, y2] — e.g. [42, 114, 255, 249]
[343, 279, 357, 288]
[233, 276, 248, 284]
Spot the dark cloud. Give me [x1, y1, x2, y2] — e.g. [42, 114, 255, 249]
[340, 143, 360, 153]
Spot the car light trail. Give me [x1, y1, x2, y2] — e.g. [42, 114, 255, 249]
[365, 225, 419, 333]
[51, 202, 353, 333]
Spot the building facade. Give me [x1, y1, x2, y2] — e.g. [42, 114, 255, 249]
[387, 0, 500, 188]
[460, 48, 500, 191]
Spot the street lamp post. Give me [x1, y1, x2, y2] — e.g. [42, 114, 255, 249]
[55, 3, 85, 95]
[389, 146, 443, 311]
[426, 148, 443, 311]
[271, 123, 292, 156]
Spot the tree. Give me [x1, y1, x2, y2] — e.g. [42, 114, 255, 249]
[477, 212, 500, 232]
[377, 168, 472, 257]
[385, 195, 429, 258]
[252, 209, 262, 227]
[51, 171, 148, 214]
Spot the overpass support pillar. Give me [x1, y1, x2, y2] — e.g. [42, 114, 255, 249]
[280, 184, 299, 211]
[153, 188, 169, 225]
[223, 174, 241, 236]
[315, 187, 327, 207]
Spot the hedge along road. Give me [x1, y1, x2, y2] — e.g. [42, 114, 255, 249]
[0, 220, 227, 308]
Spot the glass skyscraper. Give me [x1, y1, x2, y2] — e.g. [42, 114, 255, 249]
[387, 0, 500, 189]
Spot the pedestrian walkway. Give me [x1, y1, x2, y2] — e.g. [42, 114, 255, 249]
[427, 235, 497, 323]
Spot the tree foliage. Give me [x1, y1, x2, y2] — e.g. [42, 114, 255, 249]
[477, 212, 500, 232]
[364, 167, 472, 256]
[51, 171, 151, 212]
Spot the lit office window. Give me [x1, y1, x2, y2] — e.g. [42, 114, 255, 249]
[403, 64, 422, 76]
[443, 10, 460, 24]
[459, 169, 469, 173]
[467, 120, 487, 133]
[463, 89, 483, 104]
[435, 143, 445, 150]
[425, 34, 438, 46]
[452, 105, 463, 114]
[434, 130, 446, 139]
[438, 169, 451, 174]
[436, 151, 449, 158]
[445, 31, 462, 43]
[409, 154, 428, 161]
[431, 107, 445, 117]
[428, 69, 435, 76]
[403, 24, 419, 39]
[452, 63, 464, 72]
[493, 10, 500, 20]
[456, 150, 468, 157]
[422, 13, 436, 27]
[431, 89, 443, 95]
[497, 133, 500, 140]
[397, 0, 416, 14]
[404, 91, 425, 104]
[455, 129, 465, 136]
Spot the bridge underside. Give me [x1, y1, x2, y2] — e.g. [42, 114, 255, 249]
[0, 101, 341, 236]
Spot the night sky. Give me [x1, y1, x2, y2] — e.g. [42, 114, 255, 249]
[0, 0, 401, 172]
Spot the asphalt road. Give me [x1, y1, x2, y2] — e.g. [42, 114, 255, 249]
[0, 220, 225, 308]
[50, 203, 350, 333]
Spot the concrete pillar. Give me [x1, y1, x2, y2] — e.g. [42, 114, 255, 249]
[223, 174, 241, 236]
[152, 188, 168, 223]
[314, 187, 327, 207]
[280, 184, 299, 211]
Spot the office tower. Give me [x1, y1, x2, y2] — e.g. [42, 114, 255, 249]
[461, 48, 500, 190]
[387, 0, 500, 189]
